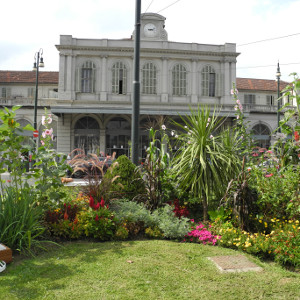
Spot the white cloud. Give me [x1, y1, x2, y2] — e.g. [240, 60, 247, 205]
[1, 0, 299, 81]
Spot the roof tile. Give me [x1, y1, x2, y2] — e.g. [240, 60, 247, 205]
[0, 71, 58, 84]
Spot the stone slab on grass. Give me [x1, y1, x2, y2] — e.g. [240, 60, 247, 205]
[208, 255, 263, 273]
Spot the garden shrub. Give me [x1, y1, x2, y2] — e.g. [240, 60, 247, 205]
[183, 221, 220, 245]
[102, 155, 145, 201]
[0, 187, 45, 253]
[110, 199, 153, 227]
[249, 163, 300, 220]
[211, 218, 300, 268]
[151, 205, 190, 239]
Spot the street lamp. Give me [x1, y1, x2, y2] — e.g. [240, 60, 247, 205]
[33, 49, 44, 131]
[276, 61, 281, 132]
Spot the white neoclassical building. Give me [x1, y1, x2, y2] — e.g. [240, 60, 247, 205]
[52, 12, 238, 157]
[0, 13, 292, 158]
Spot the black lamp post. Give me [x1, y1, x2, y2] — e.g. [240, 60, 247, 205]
[276, 62, 281, 132]
[33, 49, 44, 131]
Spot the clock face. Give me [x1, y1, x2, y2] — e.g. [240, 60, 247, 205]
[144, 23, 157, 37]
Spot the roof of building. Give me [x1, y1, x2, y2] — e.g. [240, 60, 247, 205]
[0, 70, 290, 92]
[0, 71, 58, 84]
[236, 77, 290, 92]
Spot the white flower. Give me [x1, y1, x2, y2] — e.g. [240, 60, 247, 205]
[41, 115, 46, 126]
[171, 130, 175, 136]
[210, 135, 214, 139]
[175, 135, 178, 138]
[207, 118, 211, 122]
[161, 125, 166, 130]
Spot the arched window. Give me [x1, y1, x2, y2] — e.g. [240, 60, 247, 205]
[172, 64, 187, 96]
[112, 62, 127, 94]
[74, 116, 100, 154]
[106, 117, 130, 157]
[252, 123, 271, 148]
[76, 61, 96, 93]
[142, 62, 157, 94]
[202, 65, 216, 97]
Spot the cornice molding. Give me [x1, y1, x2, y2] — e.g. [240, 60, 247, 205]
[56, 45, 239, 58]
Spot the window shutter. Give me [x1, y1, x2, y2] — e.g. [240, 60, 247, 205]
[92, 68, 96, 93]
[7, 88, 11, 99]
[75, 68, 81, 92]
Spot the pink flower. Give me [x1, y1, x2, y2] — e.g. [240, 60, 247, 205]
[41, 116, 46, 126]
[42, 114, 52, 125]
[236, 99, 240, 105]
[210, 135, 213, 139]
[231, 88, 238, 95]
[252, 152, 259, 157]
[41, 140, 45, 146]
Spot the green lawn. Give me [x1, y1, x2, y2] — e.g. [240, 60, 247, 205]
[0, 240, 299, 300]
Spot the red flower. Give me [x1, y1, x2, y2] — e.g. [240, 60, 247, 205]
[100, 198, 105, 208]
[294, 131, 299, 141]
[89, 196, 94, 208]
[94, 202, 100, 210]
[64, 211, 69, 220]
[265, 173, 273, 178]
[95, 215, 99, 222]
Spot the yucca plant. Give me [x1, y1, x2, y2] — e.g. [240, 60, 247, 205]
[171, 106, 241, 221]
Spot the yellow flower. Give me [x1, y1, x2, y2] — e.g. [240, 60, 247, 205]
[245, 242, 252, 248]
[259, 220, 262, 223]
[264, 222, 268, 227]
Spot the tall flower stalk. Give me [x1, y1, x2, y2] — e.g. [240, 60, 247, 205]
[32, 108, 70, 207]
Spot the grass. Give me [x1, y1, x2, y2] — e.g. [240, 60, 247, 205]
[0, 240, 299, 300]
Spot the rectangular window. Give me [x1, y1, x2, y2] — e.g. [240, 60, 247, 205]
[1, 87, 11, 98]
[81, 69, 92, 93]
[28, 87, 35, 98]
[244, 94, 256, 108]
[209, 73, 216, 97]
[266, 95, 274, 106]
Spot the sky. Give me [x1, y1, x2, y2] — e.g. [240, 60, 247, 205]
[1, 0, 300, 82]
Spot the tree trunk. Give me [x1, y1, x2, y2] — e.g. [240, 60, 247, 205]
[202, 195, 208, 221]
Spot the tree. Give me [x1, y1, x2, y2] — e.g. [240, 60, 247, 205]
[171, 106, 241, 221]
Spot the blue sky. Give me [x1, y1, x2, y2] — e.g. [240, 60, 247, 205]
[1, 0, 300, 81]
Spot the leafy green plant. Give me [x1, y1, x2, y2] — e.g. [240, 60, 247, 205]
[221, 157, 258, 231]
[31, 109, 70, 207]
[249, 163, 300, 219]
[140, 122, 174, 210]
[279, 72, 300, 134]
[0, 106, 34, 190]
[171, 106, 241, 221]
[102, 155, 145, 201]
[110, 199, 153, 227]
[78, 207, 117, 240]
[0, 186, 45, 254]
[151, 205, 190, 239]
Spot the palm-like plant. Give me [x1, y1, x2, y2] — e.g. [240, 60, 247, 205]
[171, 106, 241, 221]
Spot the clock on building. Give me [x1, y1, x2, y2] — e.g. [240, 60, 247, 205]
[144, 23, 157, 37]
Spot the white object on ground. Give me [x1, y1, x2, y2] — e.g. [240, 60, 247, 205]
[0, 260, 6, 273]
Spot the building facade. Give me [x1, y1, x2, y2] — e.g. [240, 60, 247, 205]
[0, 13, 293, 157]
